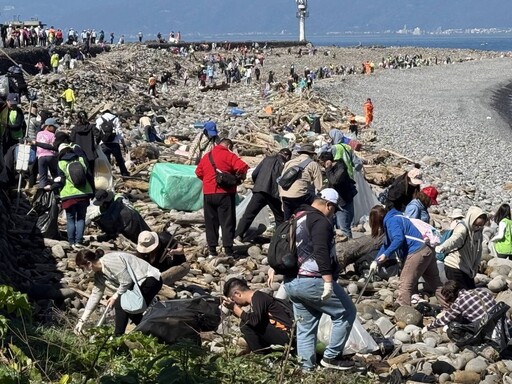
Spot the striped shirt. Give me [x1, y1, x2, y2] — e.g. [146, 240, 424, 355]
[81, 252, 161, 321]
[429, 288, 496, 330]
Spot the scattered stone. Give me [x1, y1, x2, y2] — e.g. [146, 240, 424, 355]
[394, 306, 423, 326]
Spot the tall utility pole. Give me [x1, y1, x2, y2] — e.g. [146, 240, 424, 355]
[296, 0, 309, 42]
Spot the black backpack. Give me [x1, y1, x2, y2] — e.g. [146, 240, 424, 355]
[67, 159, 87, 187]
[268, 212, 308, 276]
[277, 158, 312, 191]
[99, 117, 116, 142]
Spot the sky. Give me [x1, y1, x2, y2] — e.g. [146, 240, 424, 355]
[2, 1, 511, 41]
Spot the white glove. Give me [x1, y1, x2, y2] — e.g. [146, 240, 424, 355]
[53, 176, 62, 183]
[321, 282, 333, 301]
[369, 261, 378, 274]
[421, 326, 429, 334]
[434, 246, 442, 253]
[74, 319, 84, 335]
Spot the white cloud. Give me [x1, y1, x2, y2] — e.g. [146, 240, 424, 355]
[3, 6, 15, 11]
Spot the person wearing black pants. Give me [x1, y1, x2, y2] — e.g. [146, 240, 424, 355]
[444, 266, 475, 290]
[235, 149, 291, 242]
[114, 276, 162, 335]
[204, 193, 236, 256]
[102, 142, 129, 176]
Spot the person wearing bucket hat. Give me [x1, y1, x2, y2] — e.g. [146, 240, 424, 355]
[382, 166, 423, 211]
[279, 142, 323, 220]
[404, 186, 439, 223]
[136, 230, 185, 271]
[283, 187, 356, 371]
[90, 189, 150, 244]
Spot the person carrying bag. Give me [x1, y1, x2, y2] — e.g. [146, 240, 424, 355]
[74, 249, 162, 336]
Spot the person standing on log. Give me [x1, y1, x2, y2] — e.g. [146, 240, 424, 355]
[195, 138, 248, 257]
[235, 148, 291, 243]
[96, 104, 130, 177]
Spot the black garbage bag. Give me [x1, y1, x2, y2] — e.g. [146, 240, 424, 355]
[32, 189, 60, 239]
[135, 296, 221, 344]
[447, 301, 511, 352]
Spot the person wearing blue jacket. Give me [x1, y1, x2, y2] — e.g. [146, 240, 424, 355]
[369, 206, 446, 308]
[404, 186, 439, 223]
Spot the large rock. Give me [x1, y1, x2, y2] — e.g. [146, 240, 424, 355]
[394, 330, 411, 343]
[465, 356, 488, 374]
[488, 275, 507, 293]
[489, 265, 512, 278]
[487, 257, 512, 269]
[394, 305, 423, 326]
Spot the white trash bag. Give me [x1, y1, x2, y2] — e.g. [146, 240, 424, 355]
[317, 314, 379, 355]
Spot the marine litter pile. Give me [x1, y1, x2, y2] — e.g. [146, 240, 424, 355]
[3, 43, 512, 382]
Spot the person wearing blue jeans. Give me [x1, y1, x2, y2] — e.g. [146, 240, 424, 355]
[65, 200, 88, 245]
[319, 151, 357, 239]
[283, 188, 356, 371]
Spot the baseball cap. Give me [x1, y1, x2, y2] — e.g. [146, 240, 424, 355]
[319, 188, 342, 211]
[7, 93, 19, 105]
[421, 186, 439, 205]
[44, 117, 60, 128]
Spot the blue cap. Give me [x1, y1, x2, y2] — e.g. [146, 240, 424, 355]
[203, 121, 218, 138]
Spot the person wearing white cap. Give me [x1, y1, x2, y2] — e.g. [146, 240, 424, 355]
[136, 230, 185, 271]
[283, 188, 356, 372]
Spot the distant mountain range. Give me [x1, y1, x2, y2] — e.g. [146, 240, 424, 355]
[10, 0, 512, 39]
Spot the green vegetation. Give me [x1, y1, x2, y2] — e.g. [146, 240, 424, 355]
[0, 285, 372, 384]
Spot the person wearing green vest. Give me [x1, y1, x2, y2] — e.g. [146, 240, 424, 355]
[490, 204, 512, 259]
[3, 93, 26, 153]
[52, 143, 93, 249]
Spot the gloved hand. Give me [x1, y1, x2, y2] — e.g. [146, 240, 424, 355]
[321, 282, 333, 301]
[74, 319, 84, 335]
[369, 261, 378, 274]
[434, 246, 442, 253]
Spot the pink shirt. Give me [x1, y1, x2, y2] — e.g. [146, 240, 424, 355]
[36, 130, 56, 158]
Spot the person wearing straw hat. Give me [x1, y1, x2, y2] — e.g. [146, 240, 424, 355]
[136, 230, 185, 271]
[278, 143, 323, 220]
[91, 189, 150, 244]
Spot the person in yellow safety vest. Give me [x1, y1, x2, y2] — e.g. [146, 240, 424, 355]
[50, 52, 60, 73]
[61, 86, 76, 110]
[52, 143, 93, 249]
[4, 93, 26, 153]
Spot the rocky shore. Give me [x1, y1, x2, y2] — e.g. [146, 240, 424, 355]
[2, 43, 512, 382]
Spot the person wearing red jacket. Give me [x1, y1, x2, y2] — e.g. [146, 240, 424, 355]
[196, 138, 248, 257]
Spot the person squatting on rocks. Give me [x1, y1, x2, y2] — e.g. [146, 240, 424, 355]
[435, 206, 487, 290]
[235, 148, 292, 243]
[136, 230, 186, 272]
[195, 138, 248, 257]
[404, 186, 439, 223]
[74, 249, 162, 336]
[222, 278, 293, 354]
[34, 118, 59, 189]
[96, 104, 130, 177]
[278, 143, 323, 221]
[489, 203, 512, 259]
[53, 143, 94, 249]
[90, 189, 151, 244]
[284, 188, 356, 371]
[427, 280, 498, 331]
[369, 204, 447, 308]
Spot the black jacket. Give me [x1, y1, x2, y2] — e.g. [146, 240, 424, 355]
[71, 124, 99, 162]
[325, 161, 357, 206]
[94, 197, 150, 243]
[251, 154, 285, 198]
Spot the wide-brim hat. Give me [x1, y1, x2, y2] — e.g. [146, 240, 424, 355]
[407, 168, 423, 186]
[298, 143, 316, 155]
[92, 189, 114, 206]
[449, 208, 464, 219]
[137, 231, 159, 253]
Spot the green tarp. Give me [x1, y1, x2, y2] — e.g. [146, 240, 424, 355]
[149, 163, 203, 212]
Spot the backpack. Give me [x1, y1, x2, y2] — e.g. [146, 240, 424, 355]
[398, 215, 442, 246]
[99, 117, 116, 142]
[267, 212, 307, 276]
[277, 158, 312, 191]
[67, 159, 87, 187]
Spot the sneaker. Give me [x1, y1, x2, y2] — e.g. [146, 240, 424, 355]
[320, 357, 355, 370]
[233, 236, 245, 245]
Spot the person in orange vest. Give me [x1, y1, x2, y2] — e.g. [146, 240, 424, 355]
[363, 98, 374, 128]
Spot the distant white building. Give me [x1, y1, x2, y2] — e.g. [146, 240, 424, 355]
[412, 27, 422, 35]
